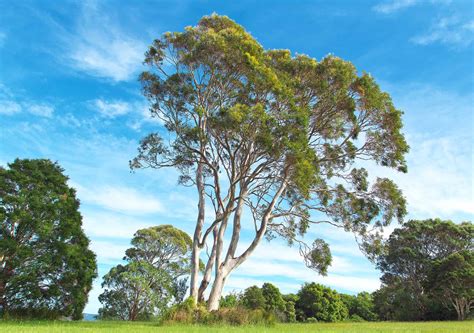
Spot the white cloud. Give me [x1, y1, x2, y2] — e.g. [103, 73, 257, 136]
[0, 100, 54, 118]
[82, 211, 156, 239]
[373, 0, 418, 14]
[66, 3, 146, 81]
[0, 100, 21, 115]
[90, 240, 128, 263]
[412, 17, 474, 47]
[28, 103, 54, 118]
[93, 99, 131, 118]
[373, 0, 451, 14]
[76, 183, 164, 215]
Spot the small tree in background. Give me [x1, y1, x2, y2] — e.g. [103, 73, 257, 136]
[295, 283, 348, 322]
[98, 261, 172, 321]
[241, 285, 266, 310]
[261, 283, 286, 319]
[98, 225, 193, 320]
[0, 159, 97, 320]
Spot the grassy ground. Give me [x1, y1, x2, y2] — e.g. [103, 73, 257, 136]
[0, 321, 472, 333]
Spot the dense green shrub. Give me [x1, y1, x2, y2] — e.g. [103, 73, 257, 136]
[340, 292, 378, 321]
[219, 293, 240, 308]
[295, 283, 348, 322]
[241, 286, 266, 310]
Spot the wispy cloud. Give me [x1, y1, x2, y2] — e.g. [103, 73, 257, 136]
[27, 103, 54, 118]
[412, 16, 474, 47]
[92, 99, 131, 118]
[373, 0, 451, 14]
[0, 100, 54, 117]
[0, 100, 22, 115]
[65, 2, 146, 81]
[373, 0, 418, 14]
[75, 183, 164, 215]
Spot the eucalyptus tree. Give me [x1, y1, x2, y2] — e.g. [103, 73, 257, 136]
[0, 159, 97, 319]
[131, 14, 408, 310]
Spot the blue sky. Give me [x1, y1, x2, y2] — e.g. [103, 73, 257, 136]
[0, 0, 472, 314]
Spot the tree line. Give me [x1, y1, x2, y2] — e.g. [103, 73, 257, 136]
[0, 159, 471, 322]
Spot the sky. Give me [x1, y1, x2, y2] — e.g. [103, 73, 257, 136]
[0, 0, 473, 314]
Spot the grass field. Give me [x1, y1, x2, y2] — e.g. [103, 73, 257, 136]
[0, 321, 472, 333]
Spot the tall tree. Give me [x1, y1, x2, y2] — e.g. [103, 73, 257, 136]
[98, 225, 193, 320]
[131, 14, 408, 310]
[376, 219, 473, 320]
[0, 159, 97, 319]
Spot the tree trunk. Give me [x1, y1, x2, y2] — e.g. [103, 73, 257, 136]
[190, 163, 205, 304]
[198, 226, 218, 302]
[207, 267, 229, 311]
[204, 176, 287, 311]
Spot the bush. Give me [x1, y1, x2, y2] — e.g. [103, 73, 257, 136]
[296, 283, 348, 322]
[164, 298, 275, 326]
[347, 314, 365, 322]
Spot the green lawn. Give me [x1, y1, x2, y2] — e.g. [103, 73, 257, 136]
[0, 321, 472, 333]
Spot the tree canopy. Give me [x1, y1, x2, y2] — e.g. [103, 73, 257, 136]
[295, 283, 348, 322]
[0, 159, 97, 320]
[375, 218, 473, 320]
[131, 14, 409, 310]
[99, 225, 193, 320]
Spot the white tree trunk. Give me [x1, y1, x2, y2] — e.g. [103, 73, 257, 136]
[190, 163, 205, 304]
[207, 266, 229, 311]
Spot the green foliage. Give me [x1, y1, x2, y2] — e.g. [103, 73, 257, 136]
[261, 283, 286, 313]
[0, 159, 97, 320]
[295, 283, 348, 322]
[132, 14, 409, 291]
[241, 285, 266, 310]
[99, 261, 172, 321]
[375, 219, 473, 321]
[99, 225, 193, 320]
[165, 297, 275, 326]
[428, 250, 473, 320]
[340, 292, 377, 321]
[284, 300, 297, 323]
[219, 293, 239, 308]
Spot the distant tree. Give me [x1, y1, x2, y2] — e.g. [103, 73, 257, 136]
[241, 285, 266, 310]
[283, 293, 298, 322]
[98, 225, 193, 320]
[131, 14, 409, 310]
[125, 224, 193, 299]
[98, 261, 172, 321]
[428, 250, 473, 320]
[375, 219, 473, 320]
[295, 283, 348, 322]
[261, 283, 286, 313]
[340, 292, 377, 321]
[0, 159, 97, 320]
